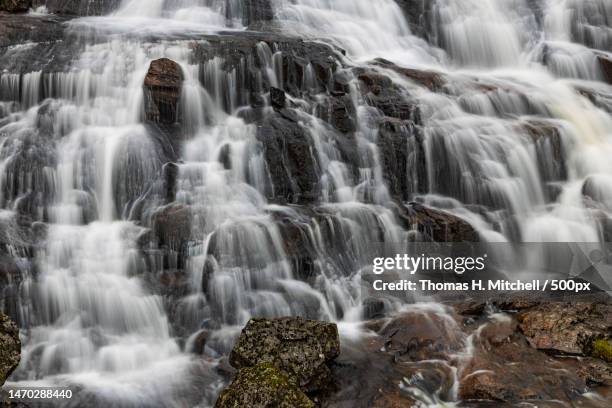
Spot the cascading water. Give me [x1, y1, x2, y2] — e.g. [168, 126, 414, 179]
[0, 0, 611, 407]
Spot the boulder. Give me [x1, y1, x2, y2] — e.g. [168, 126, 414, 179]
[517, 302, 612, 356]
[398, 202, 480, 242]
[229, 317, 340, 394]
[0, 313, 20, 385]
[0, 0, 30, 12]
[215, 363, 314, 408]
[144, 58, 184, 125]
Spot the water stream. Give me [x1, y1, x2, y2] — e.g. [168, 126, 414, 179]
[1, 0, 611, 406]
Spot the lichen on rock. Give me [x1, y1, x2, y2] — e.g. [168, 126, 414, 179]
[214, 362, 315, 408]
[229, 317, 340, 393]
[0, 313, 20, 386]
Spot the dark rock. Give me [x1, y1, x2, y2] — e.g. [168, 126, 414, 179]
[599, 55, 612, 85]
[215, 362, 315, 408]
[144, 58, 184, 125]
[31, 0, 121, 16]
[0, 0, 30, 13]
[256, 112, 320, 204]
[373, 58, 446, 92]
[0, 313, 20, 385]
[355, 69, 419, 121]
[229, 317, 340, 394]
[151, 204, 192, 270]
[398, 202, 480, 242]
[190, 330, 211, 355]
[162, 162, 179, 204]
[522, 120, 567, 183]
[242, 0, 274, 29]
[394, 0, 434, 40]
[517, 302, 612, 356]
[316, 94, 357, 134]
[270, 86, 286, 110]
[377, 118, 426, 200]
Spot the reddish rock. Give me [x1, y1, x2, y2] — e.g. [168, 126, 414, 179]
[398, 202, 480, 242]
[517, 302, 612, 356]
[144, 58, 184, 124]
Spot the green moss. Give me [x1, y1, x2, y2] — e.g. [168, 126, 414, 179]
[591, 339, 612, 363]
[215, 363, 315, 408]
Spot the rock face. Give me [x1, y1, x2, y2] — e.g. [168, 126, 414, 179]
[144, 58, 184, 125]
[215, 362, 315, 408]
[0, 0, 30, 13]
[459, 315, 588, 402]
[517, 302, 612, 356]
[31, 0, 121, 16]
[242, 0, 274, 29]
[257, 112, 320, 204]
[377, 118, 426, 200]
[229, 317, 340, 394]
[399, 202, 480, 242]
[0, 313, 20, 385]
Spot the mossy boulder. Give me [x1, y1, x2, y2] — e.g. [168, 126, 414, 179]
[591, 338, 612, 363]
[229, 317, 340, 393]
[215, 363, 315, 408]
[0, 313, 20, 385]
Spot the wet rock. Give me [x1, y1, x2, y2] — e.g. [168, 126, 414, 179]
[215, 362, 315, 408]
[522, 119, 567, 183]
[377, 118, 427, 200]
[460, 315, 588, 403]
[398, 202, 480, 242]
[256, 112, 320, 204]
[162, 162, 179, 204]
[373, 58, 446, 92]
[0, 0, 30, 13]
[378, 308, 464, 361]
[229, 317, 340, 394]
[270, 86, 286, 110]
[355, 69, 419, 121]
[242, 0, 274, 29]
[0, 313, 20, 385]
[316, 94, 357, 134]
[151, 204, 192, 270]
[394, 0, 434, 40]
[598, 55, 612, 85]
[144, 58, 184, 125]
[31, 0, 121, 15]
[517, 302, 612, 356]
[190, 34, 340, 109]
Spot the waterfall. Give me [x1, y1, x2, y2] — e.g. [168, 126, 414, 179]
[1, 0, 612, 406]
